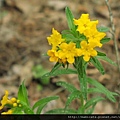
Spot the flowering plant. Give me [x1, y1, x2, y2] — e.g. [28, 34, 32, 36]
[0, 7, 118, 114]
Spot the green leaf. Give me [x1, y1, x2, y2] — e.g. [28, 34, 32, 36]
[84, 97, 105, 109]
[61, 29, 71, 34]
[100, 37, 111, 44]
[56, 81, 78, 93]
[90, 57, 105, 75]
[32, 96, 59, 110]
[13, 107, 24, 114]
[85, 103, 96, 114]
[62, 33, 78, 42]
[96, 55, 117, 66]
[50, 68, 77, 76]
[87, 88, 103, 94]
[41, 62, 61, 79]
[65, 90, 83, 109]
[97, 26, 109, 32]
[97, 51, 106, 56]
[36, 103, 48, 114]
[20, 101, 34, 114]
[87, 77, 118, 102]
[42, 68, 77, 79]
[45, 108, 77, 114]
[18, 81, 30, 106]
[65, 7, 76, 31]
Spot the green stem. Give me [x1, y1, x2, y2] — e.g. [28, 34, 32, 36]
[75, 57, 88, 100]
[74, 57, 88, 114]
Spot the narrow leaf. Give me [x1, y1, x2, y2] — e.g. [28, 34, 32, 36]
[42, 68, 77, 79]
[97, 51, 106, 56]
[85, 103, 96, 114]
[62, 33, 78, 42]
[32, 96, 59, 110]
[100, 37, 111, 44]
[36, 103, 47, 114]
[65, 90, 83, 108]
[21, 81, 30, 106]
[45, 108, 77, 114]
[87, 77, 118, 102]
[51, 68, 77, 76]
[41, 63, 61, 79]
[84, 97, 105, 109]
[20, 101, 34, 114]
[56, 81, 78, 93]
[77, 106, 85, 114]
[18, 81, 29, 106]
[87, 88, 103, 94]
[97, 26, 109, 32]
[18, 85, 25, 104]
[96, 55, 117, 66]
[90, 57, 105, 74]
[65, 7, 76, 31]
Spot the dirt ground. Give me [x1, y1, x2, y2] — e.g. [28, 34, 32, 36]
[0, 0, 120, 114]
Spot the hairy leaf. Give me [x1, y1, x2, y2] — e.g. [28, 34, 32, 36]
[57, 81, 78, 93]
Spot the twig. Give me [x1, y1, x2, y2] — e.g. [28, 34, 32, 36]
[105, 0, 120, 114]
[105, 0, 120, 72]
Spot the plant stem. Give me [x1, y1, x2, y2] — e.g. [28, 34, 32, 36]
[75, 57, 88, 101]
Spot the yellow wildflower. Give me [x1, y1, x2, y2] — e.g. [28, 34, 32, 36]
[58, 42, 77, 64]
[47, 49, 59, 62]
[0, 90, 21, 114]
[47, 28, 65, 50]
[1, 109, 13, 114]
[77, 41, 97, 61]
[0, 90, 9, 110]
[74, 14, 98, 34]
[84, 24, 106, 47]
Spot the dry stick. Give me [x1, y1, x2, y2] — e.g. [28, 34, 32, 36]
[105, 0, 120, 72]
[105, 0, 120, 114]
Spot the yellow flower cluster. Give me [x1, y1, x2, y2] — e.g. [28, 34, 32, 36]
[0, 90, 21, 114]
[47, 28, 78, 64]
[47, 14, 106, 63]
[74, 14, 106, 61]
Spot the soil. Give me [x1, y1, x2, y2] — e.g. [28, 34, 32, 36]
[0, 0, 120, 114]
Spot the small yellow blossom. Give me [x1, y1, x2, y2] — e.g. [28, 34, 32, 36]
[47, 49, 59, 62]
[77, 41, 97, 61]
[74, 14, 98, 34]
[0, 90, 9, 110]
[58, 42, 77, 64]
[1, 109, 13, 114]
[47, 28, 65, 50]
[84, 24, 106, 47]
[0, 90, 21, 114]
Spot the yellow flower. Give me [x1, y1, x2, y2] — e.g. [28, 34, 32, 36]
[77, 41, 97, 61]
[0, 90, 21, 114]
[84, 24, 106, 47]
[47, 49, 59, 62]
[58, 42, 77, 64]
[47, 28, 65, 50]
[74, 14, 98, 34]
[1, 109, 13, 114]
[0, 90, 9, 110]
